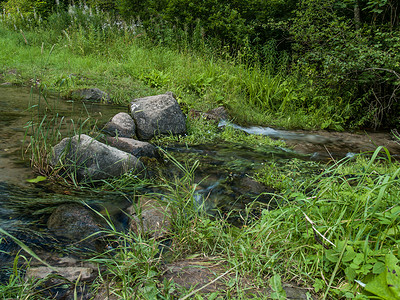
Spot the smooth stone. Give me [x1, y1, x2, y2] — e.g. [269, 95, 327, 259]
[51, 134, 144, 182]
[130, 92, 186, 140]
[105, 136, 158, 158]
[103, 112, 136, 138]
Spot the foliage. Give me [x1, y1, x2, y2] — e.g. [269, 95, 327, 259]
[90, 231, 162, 298]
[254, 158, 321, 192]
[2, 0, 400, 129]
[1, 0, 56, 30]
[290, 0, 400, 129]
[0, 4, 356, 130]
[153, 116, 287, 149]
[1, 1, 400, 298]
[90, 143, 400, 299]
[114, 0, 296, 53]
[363, 253, 400, 299]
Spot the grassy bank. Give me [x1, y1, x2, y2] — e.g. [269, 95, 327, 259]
[85, 147, 400, 299]
[0, 6, 348, 131]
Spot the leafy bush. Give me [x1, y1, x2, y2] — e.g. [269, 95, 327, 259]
[113, 0, 295, 55]
[290, 0, 400, 129]
[1, 0, 56, 29]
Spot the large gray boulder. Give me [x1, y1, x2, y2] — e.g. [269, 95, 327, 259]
[130, 92, 186, 140]
[105, 136, 158, 158]
[103, 112, 136, 138]
[51, 134, 144, 182]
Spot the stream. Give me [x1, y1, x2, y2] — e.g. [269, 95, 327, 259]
[1, 85, 399, 286]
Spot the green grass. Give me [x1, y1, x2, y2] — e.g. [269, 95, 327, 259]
[153, 116, 287, 148]
[80, 146, 400, 299]
[0, 6, 345, 130]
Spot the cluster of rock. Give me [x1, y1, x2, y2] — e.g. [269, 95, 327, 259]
[47, 91, 188, 245]
[35, 92, 186, 293]
[47, 91, 186, 250]
[50, 92, 186, 182]
[33, 91, 241, 297]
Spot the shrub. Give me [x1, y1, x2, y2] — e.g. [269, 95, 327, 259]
[290, 0, 400, 129]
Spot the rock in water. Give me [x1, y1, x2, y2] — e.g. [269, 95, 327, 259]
[128, 197, 171, 240]
[105, 136, 158, 158]
[103, 112, 136, 138]
[51, 134, 144, 182]
[130, 92, 186, 140]
[47, 203, 104, 243]
[71, 88, 110, 102]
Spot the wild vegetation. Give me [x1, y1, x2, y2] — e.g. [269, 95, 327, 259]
[1, 0, 400, 299]
[1, 0, 399, 130]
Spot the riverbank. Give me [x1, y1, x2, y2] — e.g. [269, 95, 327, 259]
[0, 9, 352, 132]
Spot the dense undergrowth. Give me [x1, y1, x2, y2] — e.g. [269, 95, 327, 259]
[89, 146, 400, 299]
[1, 3, 391, 131]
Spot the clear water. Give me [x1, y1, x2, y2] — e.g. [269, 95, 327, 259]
[0, 86, 356, 264]
[0, 86, 132, 264]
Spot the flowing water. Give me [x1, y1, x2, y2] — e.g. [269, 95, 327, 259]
[1, 85, 399, 280]
[0, 86, 132, 271]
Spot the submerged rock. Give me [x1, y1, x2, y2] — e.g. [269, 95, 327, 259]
[129, 197, 171, 240]
[26, 265, 95, 282]
[51, 134, 144, 182]
[105, 136, 159, 158]
[103, 112, 136, 139]
[47, 203, 105, 242]
[71, 88, 110, 102]
[130, 92, 186, 140]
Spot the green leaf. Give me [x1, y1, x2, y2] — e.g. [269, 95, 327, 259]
[386, 266, 400, 298]
[343, 246, 356, 262]
[364, 254, 400, 299]
[353, 253, 365, 266]
[385, 253, 398, 266]
[373, 262, 386, 274]
[26, 175, 47, 183]
[325, 249, 340, 263]
[270, 274, 287, 300]
[365, 271, 394, 299]
[313, 278, 324, 293]
[345, 266, 357, 281]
